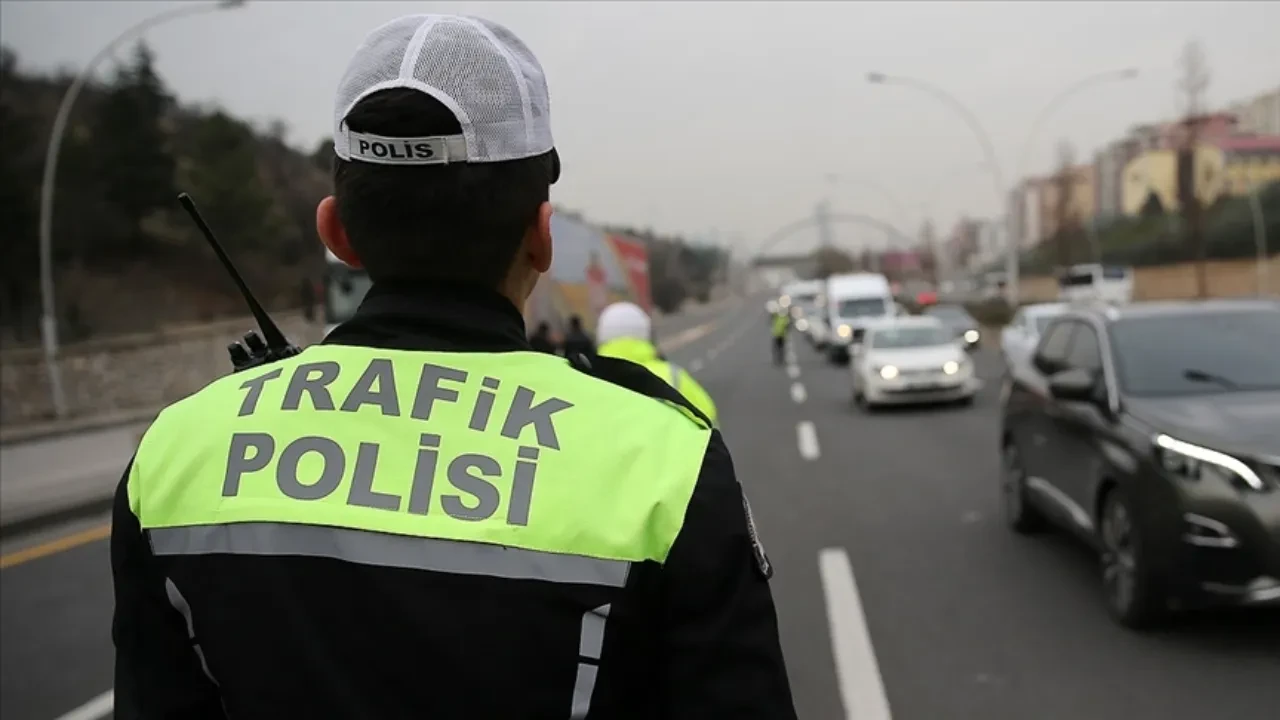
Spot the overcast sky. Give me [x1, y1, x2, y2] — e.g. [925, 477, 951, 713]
[3, 0, 1278, 257]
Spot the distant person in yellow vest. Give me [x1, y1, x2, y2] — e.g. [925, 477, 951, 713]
[771, 310, 790, 365]
[597, 301, 719, 426]
[109, 13, 794, 718]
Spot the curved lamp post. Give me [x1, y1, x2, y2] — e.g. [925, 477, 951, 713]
[37, 0, 246, 418]
[866, 71, 1011, 300]
[868, 68, 1139, 304]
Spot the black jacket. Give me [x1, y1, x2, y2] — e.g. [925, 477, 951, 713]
[111, 281, 797, 719]
[560, 327, 596, 361]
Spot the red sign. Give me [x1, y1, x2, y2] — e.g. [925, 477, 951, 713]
[606, 234, 652, 312]
[585, 251, 609, 319]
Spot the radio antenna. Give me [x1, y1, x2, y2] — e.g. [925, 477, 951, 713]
[178, 193, 291, 351]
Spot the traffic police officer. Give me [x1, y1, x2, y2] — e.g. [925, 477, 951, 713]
[771, 309, 791, 365]
[595, 301, 719, 426]
[110, 13, 796, 719]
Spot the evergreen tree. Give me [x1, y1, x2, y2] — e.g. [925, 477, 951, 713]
[95, 42, 176, 258]
[182, 110, 281, 252]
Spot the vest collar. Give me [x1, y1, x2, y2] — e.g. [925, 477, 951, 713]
[598, 336, 660, 364]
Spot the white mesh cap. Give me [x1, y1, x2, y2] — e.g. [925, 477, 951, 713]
[333, 14, 553, 166]
[597, 302, 652, 345]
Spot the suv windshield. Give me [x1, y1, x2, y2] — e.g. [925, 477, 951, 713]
[870, 325, 953, 349]
[1111, 308, 1280, 395]
[836, 297, 887, 318]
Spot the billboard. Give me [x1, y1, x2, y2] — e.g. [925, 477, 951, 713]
[523, 212, 650, 335]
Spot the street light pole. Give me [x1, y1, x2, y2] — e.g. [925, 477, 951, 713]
[1014, 69, 1139, 266]
[869, 69, 1140, 306]
[866, 72, 1014, 301]
[36, 0, 245, 418]
[1248, 182, 1269, 296]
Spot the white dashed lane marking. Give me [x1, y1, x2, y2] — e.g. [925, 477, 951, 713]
[54, 690, 113, 720]
[796, 421, 820, 460]
[819, 548, 893, 720]
[790, 382, 807, 404]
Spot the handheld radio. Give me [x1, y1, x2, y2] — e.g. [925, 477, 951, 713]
[178, 193, 302, 372]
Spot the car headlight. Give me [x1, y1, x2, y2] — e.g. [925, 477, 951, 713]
[942, 360, 960, 375]
[964, 329, 980, 343]
[1154, 434, 1267, 492]
[837, 324, 852, 338]
[878, 365, 899, 380]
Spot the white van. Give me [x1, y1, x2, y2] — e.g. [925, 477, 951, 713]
[824, 273, 896, 363]
[1057, 263, 1134, 305]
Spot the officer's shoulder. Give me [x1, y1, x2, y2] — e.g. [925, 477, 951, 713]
[563, 352, 714, 430]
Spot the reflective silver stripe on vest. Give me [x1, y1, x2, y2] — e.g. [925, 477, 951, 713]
[148, 523, 630, 587]
[571, 603, 610, 718]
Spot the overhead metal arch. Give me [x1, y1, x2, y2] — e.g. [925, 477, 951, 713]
[752, 212, 913, 260]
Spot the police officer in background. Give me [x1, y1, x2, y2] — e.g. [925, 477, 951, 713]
[560, 313, 596, 360]
[111, 13, 796, 720]
[596, 301, 719, 426]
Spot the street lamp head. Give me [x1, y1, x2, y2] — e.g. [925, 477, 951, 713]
[866, 72, 887, 84]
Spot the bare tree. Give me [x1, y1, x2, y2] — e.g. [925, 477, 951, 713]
[1177, 39, 1211, 297]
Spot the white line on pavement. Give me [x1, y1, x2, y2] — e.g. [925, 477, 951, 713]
[819, 548, 893, 720]
[786, 365, 800, 379]
[796, 421, 820, 460]
[790, 382, 807, 404]
[54, 690, 113, 720]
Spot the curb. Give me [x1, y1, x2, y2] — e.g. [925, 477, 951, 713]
[0, 406, 161, 447]
[0, 494, 117, 541]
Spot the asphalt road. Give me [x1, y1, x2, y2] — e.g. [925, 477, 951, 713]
[2, 295, 1278, 720]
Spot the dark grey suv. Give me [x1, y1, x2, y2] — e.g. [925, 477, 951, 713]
[999, 299, 1280, 629]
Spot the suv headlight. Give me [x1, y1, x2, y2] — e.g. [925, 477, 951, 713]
[1154, 434, 1267, 492]
[878, 365, 899, 380]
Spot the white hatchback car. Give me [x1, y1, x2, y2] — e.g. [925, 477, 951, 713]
[850, 316, 978, 410]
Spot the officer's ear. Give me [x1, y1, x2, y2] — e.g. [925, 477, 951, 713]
[317, 195, 362, 268]
[524, 201, 553, 274]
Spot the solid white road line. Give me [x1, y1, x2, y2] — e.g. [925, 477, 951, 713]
[790, 382, 807, 404]
[786, 364, 800, 379]
[54, 690, 114, 720]
[796, 421, 820, 460]
[819, 548, 894, 720]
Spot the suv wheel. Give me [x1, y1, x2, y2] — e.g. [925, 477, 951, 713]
[1001, 442, 1045, 534]
[1099, 487, 1168, 630]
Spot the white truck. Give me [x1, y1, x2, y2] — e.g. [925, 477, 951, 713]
[823, 273, 897, 364]
[1057, 263, 1134, 305]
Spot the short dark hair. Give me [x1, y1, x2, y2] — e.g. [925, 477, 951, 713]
[333, 89, 557, 288]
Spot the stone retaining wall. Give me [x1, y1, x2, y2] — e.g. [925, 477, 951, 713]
[1, 312, 324, 427]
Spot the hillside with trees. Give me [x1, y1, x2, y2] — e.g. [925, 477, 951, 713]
[1, 44, 330, 346]
[0, 43, 724, 345]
